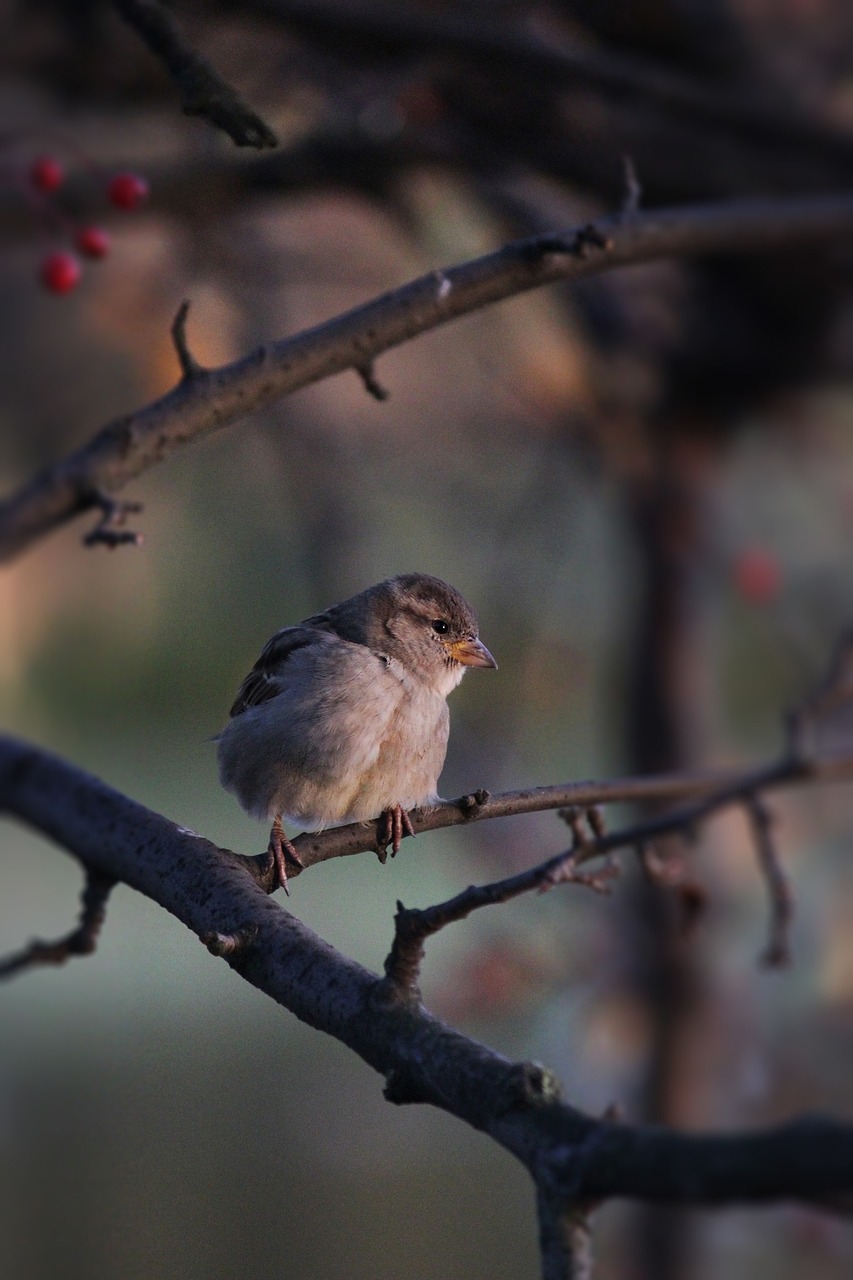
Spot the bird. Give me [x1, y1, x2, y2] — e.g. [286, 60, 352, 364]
[217, 573, 496, 890]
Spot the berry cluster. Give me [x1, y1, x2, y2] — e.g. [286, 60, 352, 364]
[28, 154, 149, 296]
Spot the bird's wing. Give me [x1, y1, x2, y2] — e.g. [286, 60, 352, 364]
[228, 626, 319, 718]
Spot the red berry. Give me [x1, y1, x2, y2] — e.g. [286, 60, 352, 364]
[76, 225, 110, 259]
[107, 172, 149, 210]
[30, 155, 65, 193]
[40, 251, 82, 295]
[733, 548, 781, 605]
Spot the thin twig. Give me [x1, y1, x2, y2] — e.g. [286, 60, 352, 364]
[382, 843, 620, 992]
[113, 0, 278, 148]
[278, 742, 853, 876]
[378, 850, 607, 993]
[0, 869, 115, 979]
[355, 361, 389, 401]
[745, 797, 793, 967]
[170, 299, 204, 380]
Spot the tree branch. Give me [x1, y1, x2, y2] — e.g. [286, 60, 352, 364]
[282, 743, 853, 874]
[745, 796, 793, 968]
[113, 0, 278, 148]
[0, 868, 115, 978]
[2, 730, 853, 1218]
[2, 194, 853, 563]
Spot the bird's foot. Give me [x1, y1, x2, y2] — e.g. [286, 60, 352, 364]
[376, 804, 416, 864]
[267, 816, 305, 894]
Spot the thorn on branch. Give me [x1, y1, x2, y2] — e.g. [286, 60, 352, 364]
[200, 925, 258, 958]
[745, 796, 793, 967]
[0, 869, 115, 981]
[171, 299, 204, 380]
[381, 899, 428, 994]
[356, 361, 389, 402]
[82, 491, 145, 549]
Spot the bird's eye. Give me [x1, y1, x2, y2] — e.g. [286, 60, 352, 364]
[431, 619, 449, 634]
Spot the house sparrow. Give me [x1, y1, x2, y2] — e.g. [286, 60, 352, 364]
[218, 573, 496, 890]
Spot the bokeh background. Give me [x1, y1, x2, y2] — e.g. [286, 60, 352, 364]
[3, 3, 853, 1277]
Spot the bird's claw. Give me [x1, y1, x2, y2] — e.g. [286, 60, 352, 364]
[267, 817, 304, 894]
[376, 804, 416, 863]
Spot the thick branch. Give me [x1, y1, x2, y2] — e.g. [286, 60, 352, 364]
[2, 731, 853, 1212]
[114, 0, 278, 148]
[2, 195, 853, 563]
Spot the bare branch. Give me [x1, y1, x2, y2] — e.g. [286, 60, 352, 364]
[378, 738, 827, 992]
[0, 869, 115, 979]
[170, 299, 205, 380]
[2, 732, 853, 1210]
[745, 798, 793, 968]
[113, 0, 278, 148]
[283, 743, 853, 875]
[381, 850, 616, 994]
[3, 194, 853, 563]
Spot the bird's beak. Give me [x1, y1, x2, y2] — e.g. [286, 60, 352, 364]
[448, 636, 498, 669]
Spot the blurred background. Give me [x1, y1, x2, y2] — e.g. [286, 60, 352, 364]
[2, 2, 853, 1277]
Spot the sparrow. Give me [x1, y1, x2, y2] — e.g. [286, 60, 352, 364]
[217, 573, 496, 890]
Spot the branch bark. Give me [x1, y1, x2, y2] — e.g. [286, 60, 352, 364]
[2, 195, 852, 563]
